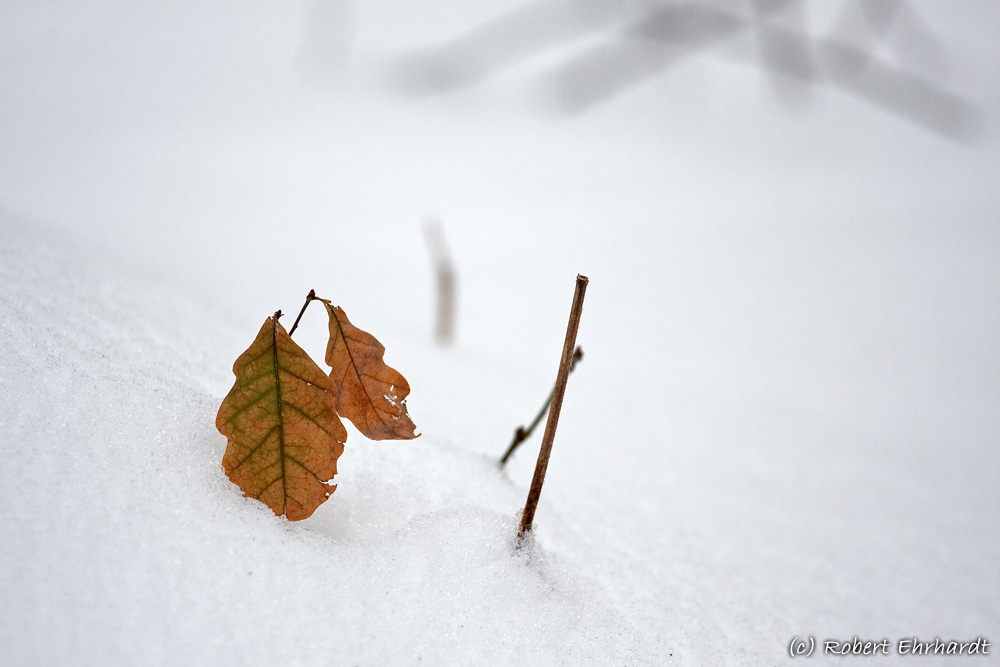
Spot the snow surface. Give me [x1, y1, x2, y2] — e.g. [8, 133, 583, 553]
[2, 1, 999, 665]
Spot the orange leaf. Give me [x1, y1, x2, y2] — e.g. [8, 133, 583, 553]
[322, 301, 418, 440]
[216, 314, 347, 520]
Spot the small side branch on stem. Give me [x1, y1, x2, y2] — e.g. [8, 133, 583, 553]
[499, 346, 583, 467]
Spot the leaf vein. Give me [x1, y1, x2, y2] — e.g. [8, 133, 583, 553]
[283, 402, 342, 440]
[284, 454, 326, 485]
[225, 386, 277, 421]
[228, 424, 280, 473]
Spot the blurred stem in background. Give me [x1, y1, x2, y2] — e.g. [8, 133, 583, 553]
[423, 219, 457, 346]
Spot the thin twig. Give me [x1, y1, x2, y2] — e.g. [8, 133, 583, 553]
[518, 274, 588, 541]
[287, 289, 317, 337]
[499, 346, 583, 467]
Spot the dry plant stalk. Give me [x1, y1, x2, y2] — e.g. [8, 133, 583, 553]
[518, 274, 588, 540]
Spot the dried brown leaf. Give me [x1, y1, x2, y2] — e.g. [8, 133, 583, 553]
[216, 314, 347, 520]
[322, 301, 418, 440]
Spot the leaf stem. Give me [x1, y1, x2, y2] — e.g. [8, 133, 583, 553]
[499, 346, 583, 467]
[517, 274, 588, 542]
[287, 289, 316, 337]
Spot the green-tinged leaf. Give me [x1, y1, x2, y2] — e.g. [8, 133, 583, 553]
[216, 314, 346, 520]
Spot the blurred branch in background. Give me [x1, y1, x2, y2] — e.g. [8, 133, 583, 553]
[388, 0, 646, 94]
[752, 0, 814, 105]
[390, 0, 981, 142]
[297, 0, 358, 89]
[423, 219, 457, 346]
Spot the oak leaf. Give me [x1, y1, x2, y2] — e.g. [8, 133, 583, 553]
[216, 313, 346, 521]
[322, 301, 419, 440]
